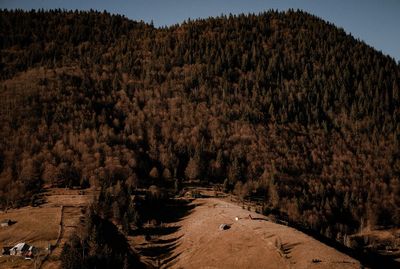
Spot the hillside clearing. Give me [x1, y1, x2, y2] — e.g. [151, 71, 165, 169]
[0, 188, 95, 269]
[132, 196, 361, 269]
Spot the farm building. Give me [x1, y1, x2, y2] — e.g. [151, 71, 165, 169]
[9, 242, 36, 257]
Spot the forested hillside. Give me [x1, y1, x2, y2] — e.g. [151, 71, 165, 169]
[1, 8, 400, 254]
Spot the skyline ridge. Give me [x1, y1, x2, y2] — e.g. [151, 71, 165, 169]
[1, 0, 399, 62]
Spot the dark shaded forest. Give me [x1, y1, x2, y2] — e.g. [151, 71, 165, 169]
[1, 8, 400, 261]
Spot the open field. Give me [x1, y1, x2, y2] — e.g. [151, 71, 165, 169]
[0, 188, 95, 269]
[43, 188, 96, 207]
[41, 188, 95, 269]
[0, 207, 60, 249]
[3, 186, 391, 269]
[132, 194, 361, 269]
[0, 206, 60, 269]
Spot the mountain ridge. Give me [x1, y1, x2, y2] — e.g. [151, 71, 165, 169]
[0, 9, 400, 267]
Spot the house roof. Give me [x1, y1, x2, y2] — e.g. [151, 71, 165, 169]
[11, 242, 30, 252]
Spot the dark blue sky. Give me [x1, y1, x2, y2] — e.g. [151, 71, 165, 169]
[1, 0, 399, 62]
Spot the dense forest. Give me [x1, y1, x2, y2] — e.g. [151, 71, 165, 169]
[1, 8, 400, 262]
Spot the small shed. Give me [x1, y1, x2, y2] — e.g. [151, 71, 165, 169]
[0, 219, 12, 227]
[219, 224, 230, 230]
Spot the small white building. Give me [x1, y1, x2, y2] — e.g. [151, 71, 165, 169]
[10, 243, 35, 257]
[0, 219, 12, 227]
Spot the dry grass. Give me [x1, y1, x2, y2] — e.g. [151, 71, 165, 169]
[40, 188, 94, 269]
[1, 186, 361, 269]
[131, 195, 361, 269]
[44, 188, 97, 207]
[0, 206, 60, 249]
[0, 255, 35, 269]
[0, 206, 60, 269]
[0, 187, 95, 269]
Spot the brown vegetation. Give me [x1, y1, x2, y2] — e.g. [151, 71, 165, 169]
[0, 9, 400, 267]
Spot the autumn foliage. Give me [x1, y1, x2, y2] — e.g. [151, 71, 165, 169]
[0, 9, 399, 248]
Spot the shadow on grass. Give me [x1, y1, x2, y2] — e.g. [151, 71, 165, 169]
[137, 241, 180, 257]
[280, 242, 302, 255]
[141, 199, 198, 224]
[135, 198, 197, 267]
[251, 217, 269, 221]
[140, 226, 180, 237]
[161, 251, 182, 268]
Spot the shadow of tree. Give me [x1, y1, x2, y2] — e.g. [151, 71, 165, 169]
[140, 199, 198, 224]
[140, 226, 181, 236]
[250, 217, 269, 221]
[151, 235, 183, 245]
[161, 251, 182, 268]
[134, 198, 196, 267]
[280, 241, 302, 256]
[137, 241, 180, 257]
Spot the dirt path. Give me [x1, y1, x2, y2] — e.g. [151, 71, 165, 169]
[134, 197, 361, 269]
[0, 188, 95, 269]
[39, 189, 95, 269]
